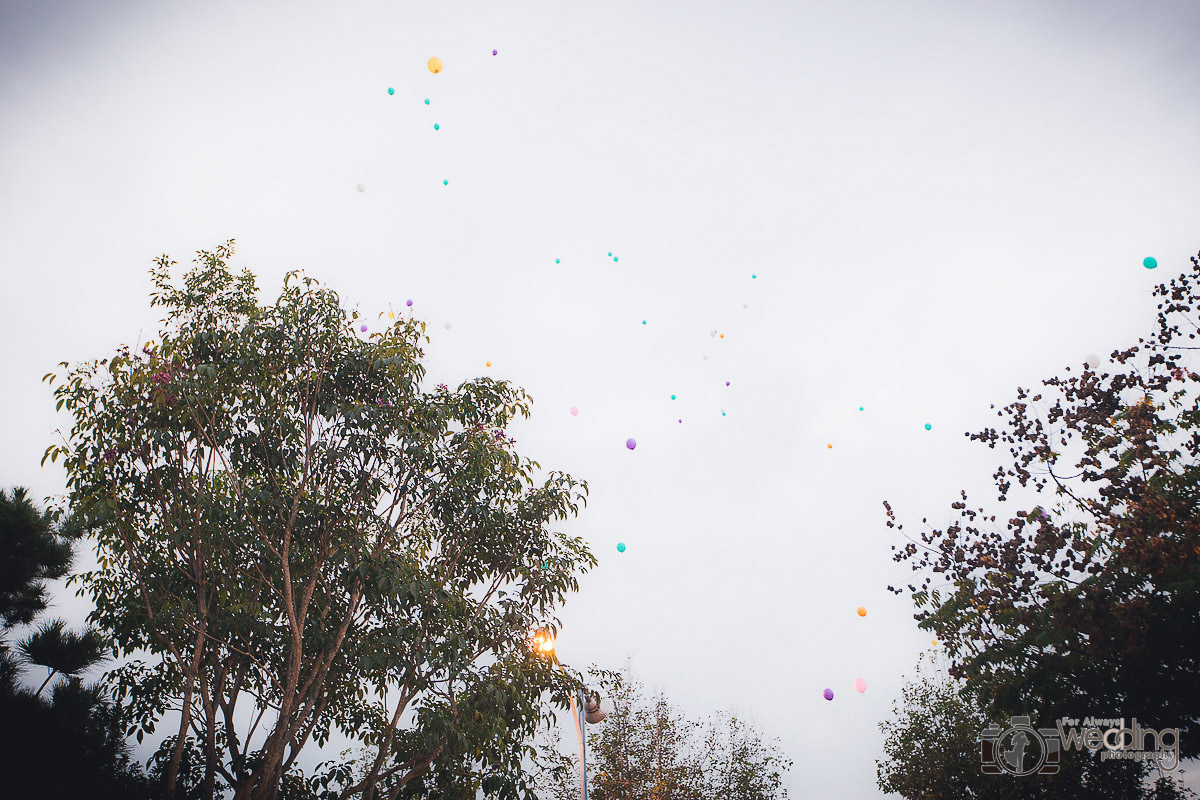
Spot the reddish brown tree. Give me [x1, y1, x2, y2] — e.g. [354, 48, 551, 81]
[888, 251, 1200, 759]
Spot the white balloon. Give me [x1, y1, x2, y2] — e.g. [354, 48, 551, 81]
[1086, 354, 1101, 369]
[356, 183, 366, 193]
[444, 322, 452, 330]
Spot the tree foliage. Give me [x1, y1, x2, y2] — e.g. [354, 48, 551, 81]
[0, 486, 151, 798]
[538, 672, 791, 800]
[886, 252, 1200, 769]
[47, 242, 596, 800]
[876, 656, 1193, 800]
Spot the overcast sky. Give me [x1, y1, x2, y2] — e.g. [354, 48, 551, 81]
[2, 0, 1199, 796]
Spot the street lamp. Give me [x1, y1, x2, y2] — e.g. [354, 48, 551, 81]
[533, 631, 604, 800]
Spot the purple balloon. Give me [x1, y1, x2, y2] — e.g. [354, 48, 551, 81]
[725, 381, 731, 386]
[360, 324, 368, 332]
[823, 688, 834, 701]
[492, 49, 498, 55]
[406, 299, 413, 307]
[625, 438, 637, 450]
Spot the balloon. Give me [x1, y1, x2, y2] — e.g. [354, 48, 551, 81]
[931, 638, 938, 646]
[859, 406, 864, 411]
[719, 333, 725, 339]
[678, 419, 682, 423]
[743, 303, 749, 309]
[823, 688, 834, 701]
[642, 320, 647, 325]
[827, 443, 833, 449]
[752, 273, 757, 279]
[625, 438, 637, 450]
[388, 311, 395, 320]
[486, 361, 492, 367]
[725, 381, 730, 386]
[1086, 354, 1101, 369]
[570, 406, 579, 416]
[356, 183, 366, 192]
[427, 57, 443, 74]
[444, 322, 452, 329]
[721, 409, 726, 416]
[360, 324, 368, 332]
[387, 87, 394, 95]
[433, 123, 439, 130]
[406, 299, 413, 307]
[425, 98, 430, 104]
[1144, 256, 1157, 269]
[857, 606, 867, 617]
[710, 330, 717, 338]
[608, 252, 612, 256]
[617, 542, 626, 552]
[492, 49, 498, 55]
[854, 678, 867, 694]
[671, 394, 676, 400]
[555, 258, 561, 264]
[613, 256, 619, 262]
[443, 179, 448, 185]
[924, 423, 932, 430]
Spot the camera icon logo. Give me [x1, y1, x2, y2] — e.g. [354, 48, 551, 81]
[980, 716, 1061, 776]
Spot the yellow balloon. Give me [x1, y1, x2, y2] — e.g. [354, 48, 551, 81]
[387, 311, 395, 320]
[427, 56, 443, 74]
[485, 361, 492, 367]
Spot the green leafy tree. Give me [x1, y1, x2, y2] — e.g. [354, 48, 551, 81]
[876, 656, 1193, 800]
[0, 486, 151, 798]
[46, 241, 595, 800]
[539, 672, 790, 800]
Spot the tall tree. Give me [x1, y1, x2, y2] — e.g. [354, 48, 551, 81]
[887, 252, 1200, 764]
[47, 242, 595, 800]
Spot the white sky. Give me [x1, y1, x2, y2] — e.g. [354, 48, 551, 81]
[2, 0, 1199, 796]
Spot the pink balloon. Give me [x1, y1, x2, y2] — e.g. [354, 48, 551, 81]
[569, 406, 579, 416]
[855, 678, 867, 694]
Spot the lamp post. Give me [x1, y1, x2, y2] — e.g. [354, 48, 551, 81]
[535, 632, 601, 800]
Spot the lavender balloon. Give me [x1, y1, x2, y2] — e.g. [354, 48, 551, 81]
[823, 688, 834, 701]
[625, 438, 637, 450]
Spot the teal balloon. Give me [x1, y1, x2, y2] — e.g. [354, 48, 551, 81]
[1144, 256, 1158, 269]
[608, 252, 612, 256]
[924, 423, 932, 430]
[387, 87, 394, 95]
[671, 394, 676, 400]
[751, 273, 757, 279]
[443, 179, 448, 185]
[859, 406, 864, 411]
[617, 542, 626, 553]
[555, 258, 560, 264]
[424, 98, 430, 104]
[642, 320, 647, 325]
[434, 123, 439, 130]
[613, 256, 618, 262]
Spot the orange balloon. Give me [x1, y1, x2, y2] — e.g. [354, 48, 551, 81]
[857, 606, 867, 617]
[427, 56, 443, 74]
[485, 361, 492, 367]
[827, 443, 833, 449]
